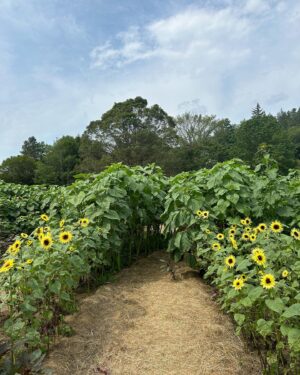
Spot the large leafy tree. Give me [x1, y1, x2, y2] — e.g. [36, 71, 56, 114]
[81, 97, 176, 169]
[0, 156, 36, 184]
[21, 136, 49, 160]
[35, 136, 80, 185]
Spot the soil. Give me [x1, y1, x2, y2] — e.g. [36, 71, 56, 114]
[44, 251, 261, 375]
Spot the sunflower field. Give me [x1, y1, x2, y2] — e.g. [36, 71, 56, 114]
[162, 155, 300, 373]
[0, 156, 300, 373]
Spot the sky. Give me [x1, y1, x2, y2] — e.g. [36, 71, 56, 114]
[0, 0, 300, 161]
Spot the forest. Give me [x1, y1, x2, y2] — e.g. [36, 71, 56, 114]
[0, 97, 299, 185]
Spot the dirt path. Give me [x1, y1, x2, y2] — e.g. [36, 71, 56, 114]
[44, 252, 261, 375]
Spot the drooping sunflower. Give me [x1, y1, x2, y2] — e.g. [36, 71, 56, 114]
[79, 218, 89, 227]
[282, 270, 289, 278]
[40, 214, 49, 222]
[59, 231, 73, 244]
[261, 274, 276, 289]
[216, 233, 224, 241]
[230, 238, 238, 250]
[38, 233, 44, 241]
[202, 211, 209, 219]
[241, 233, 250, 241]
[211, 242, 221, 251]
[270, 221, 283, 233]
[196, 210, 202, 217]
[232, 278, 244, 290]
[258, 223, 267, 232]
[252, 250, 266, 266]
[225, 255, 236, 268]
[59, 220, 65, 228]
[291, 228, 300, 240]
[0, 259, 14, 273]
[21, 233, 28, 239]
[40, 235, 53, 250]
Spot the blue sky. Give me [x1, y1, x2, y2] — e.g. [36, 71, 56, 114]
[0, 0, 300, 161]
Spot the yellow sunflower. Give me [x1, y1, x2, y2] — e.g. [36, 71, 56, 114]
[44, 226, 50, 232]
[196, 210, 202, 217]
[232, 278, 244, 290]
[201, 211, 209, 219]
[244, 217, 252, 225]
[241, 274, 247, 281]
[250, 234, 256, 242]
[240, 219, 246, 225]
[282, 270, 289, 278]
[211, 242, 221, 251]
[26, 259, 33, 265]
[252, 250, 266, 266]
[291, 228, 300, 240]
[231, 224, 237, 229]
[59, 219, 65, 228]
[27, 240, 33, 246]
[241, 233, 250, 241]
[230, 238, 238, 250]
[229, 228, 236, 235]
[270, 221, 283, 233]
[0, 259, 14, 273]
[40, 235, 53, 250]
[13, 240, 21, 250]
[7, 244, 18, 256]
[79, 218, 89, 227]
[40, 214, 49, 222]
[245, 227, 252, 233]
[225, 255, 236, 268]
[205, 229, 211, 234]
[59, 231, 73, 244]
[261, 274, 276, 289]
[252, 247, 263, 256]
[34, 227, 43, 237]
[216, 233, 224, 240]
[258, 223, 267, 232]
[21, 233, 28, 239]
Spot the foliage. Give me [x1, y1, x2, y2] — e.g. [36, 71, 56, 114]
[0, 156, 37, 185]
[162, 157, 300, 373]
[0, 164, 167, 373]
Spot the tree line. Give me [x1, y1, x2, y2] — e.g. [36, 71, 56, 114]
[0, 97, 299, 185]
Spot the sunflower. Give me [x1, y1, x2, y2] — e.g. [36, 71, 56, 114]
[261, 274, 276, 289]
[252, 250, 266, 266]
[34, 227, 43, 237]
[241, 274, 247, 281]
[270, 221, 283, 233]
[258, 223, 267, 232]
[59, 231, 73, 244]
[40, 235, 53, 250]
[26, 259, 33, 265]
[252, 247, 263, 256]
[0, 259, 14, 273]
[232, 278, 244, 290]
[79, 218, 89, 227]
[205, 229, 211, 234]
[241, 233, 250, 241]
[196, 210, 202, 217]
[291, 228, 300, 240]
[211, 242, 221, 251]
[202, 211, 209, 219]
[38, 233, 44, 241]
[229, 228, 236, 235]
[59, 220, 65, 228]
[27, 240, 33, 246]
[40, 214, 49, 222]
[240, 219, 246, 225]
[216, 233, 224, 240]
[44, 226, 50, 232]
[21, 233, 28, 239]
[245, 217, 252, 225]
[282, 270, 289, 278]
[7, 245, 18, 256]
[231, 224, 237, 229]
[230, 238, 238, 250]
[225, 255, 236, 268]
[250, 234, 256, 242]
[245, 227, 252, 233]
[13, 240, 21, 250]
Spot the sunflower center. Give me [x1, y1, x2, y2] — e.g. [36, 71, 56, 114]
[63, 235, 68, 240]
[44, 239, 49, 246]
[274, 225, 279, 229]
[266, 278, 271, 284]
[258, 256, 262, 261]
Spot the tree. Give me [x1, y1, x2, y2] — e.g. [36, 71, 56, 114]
[21, 136, 49, 160]
[34, 136, 80, 185]
[81, 97, 177, 169]
[252, 103, 265, 118]
[0, 156, 36, 184]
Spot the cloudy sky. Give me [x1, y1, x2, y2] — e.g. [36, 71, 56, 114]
[0, 0, 300, 161]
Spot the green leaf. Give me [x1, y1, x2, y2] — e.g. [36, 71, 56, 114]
[234, 313, 245, 326]
[265, 298, 285, 314]
[256, 319, 273, 337]
[282, 303, 300, 318]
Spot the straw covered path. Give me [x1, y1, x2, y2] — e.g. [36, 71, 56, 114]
[44, 251, 261, 375]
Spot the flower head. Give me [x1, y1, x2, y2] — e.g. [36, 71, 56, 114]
[40, 214, 49, 222]
[216, 233, 224, 241]
[196, 210, 202, 217]
[211, 242, 221, 251]
[59, 220, 65, 228]
[282, 270, 289, 278]
[270, 221, 283, 233]
[59, 231, 73, 244]
[261, 274, 276, 289]
[21, 233, 28, 239]
[201, 211, 209, 219]
[291, 228, 300, 240]
[232, 278, 244, 290]
[241, 233, 250, 241]
[225, 255, 236, 268]
[252, 249, 266, 266]
[40, 235, 53, 250]
[79, 218, 89, 227]
[0, 259, 14, 273]
[258, 223, 267, 232]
